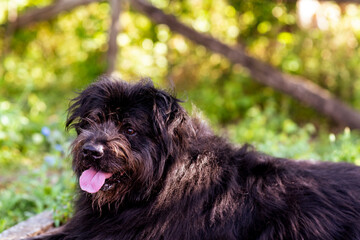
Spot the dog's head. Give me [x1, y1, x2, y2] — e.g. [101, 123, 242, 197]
[66, 76, 189, 207]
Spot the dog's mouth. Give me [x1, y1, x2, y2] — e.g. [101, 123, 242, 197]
[79, 167, 126, 193]
[101, 171, 126, 191]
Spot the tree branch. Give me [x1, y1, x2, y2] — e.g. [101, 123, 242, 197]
[6, 0, 360, 128]
[8, 0, 102, 30]
[0, 211, 54, 239]
[318, 0, 360, 3]
[131, 0, 360, 129]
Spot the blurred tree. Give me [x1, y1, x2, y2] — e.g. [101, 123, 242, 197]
[4, 0, 360, 129]
[132, 0, 360, 129]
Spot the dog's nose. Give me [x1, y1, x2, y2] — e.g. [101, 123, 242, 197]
[82, 144, 104, 160]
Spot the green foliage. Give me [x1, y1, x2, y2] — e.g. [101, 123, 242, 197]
[0, 164, 75, 231]
[1, 0, 360, 233]
[322, 128, 360, 164]
[0, 122, 75, 232]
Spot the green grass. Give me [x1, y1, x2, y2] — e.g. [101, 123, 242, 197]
[0, 108, 76, 231]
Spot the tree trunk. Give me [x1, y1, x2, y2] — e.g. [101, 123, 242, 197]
[106, 0, 122, 74]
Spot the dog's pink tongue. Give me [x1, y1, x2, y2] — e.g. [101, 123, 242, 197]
[79, 167, 113, 193]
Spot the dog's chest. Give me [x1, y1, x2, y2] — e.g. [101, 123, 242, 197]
[84, 154, 239, 240]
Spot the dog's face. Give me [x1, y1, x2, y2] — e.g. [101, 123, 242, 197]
[66, 77, 188, 207]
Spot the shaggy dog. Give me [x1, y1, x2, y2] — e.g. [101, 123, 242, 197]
[33, 76, 360, 240]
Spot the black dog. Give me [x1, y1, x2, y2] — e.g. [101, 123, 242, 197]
[33, 76, 360, 240]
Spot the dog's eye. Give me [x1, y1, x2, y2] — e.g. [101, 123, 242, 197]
[125, 128, 136, 136]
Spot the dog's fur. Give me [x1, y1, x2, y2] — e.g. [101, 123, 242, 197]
[33, 76, 360, 240]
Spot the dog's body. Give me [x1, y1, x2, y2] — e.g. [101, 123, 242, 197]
[34, 77, 360, 240]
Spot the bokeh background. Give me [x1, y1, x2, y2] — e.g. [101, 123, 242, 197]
[1, 0, 360, 231]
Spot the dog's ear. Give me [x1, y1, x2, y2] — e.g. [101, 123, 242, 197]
[66, 77, 115, 132]
[66, 94, 83, 132]
[152, 89, 189, 157]
[66, 85, 96, 132]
